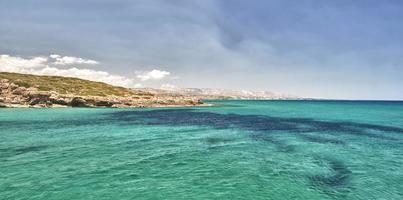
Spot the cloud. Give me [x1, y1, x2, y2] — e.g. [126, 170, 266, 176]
[0, 55, 48, 70]
[50, 54, 99, 65]
[0, 54, 135, 87]
[49, 54, 60, 59]
[38, 67, 135, 87]
[136, 69, 171, 81]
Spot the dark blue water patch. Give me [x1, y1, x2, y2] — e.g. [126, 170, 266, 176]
[0, 145, 48, 158]
[205, 137, 234, 145]
[293, 120, 403, 141]
[107, 109, 403, 143]
[14, 145, 48, 155]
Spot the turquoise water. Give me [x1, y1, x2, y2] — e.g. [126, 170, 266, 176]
[1, 100, 403, 199]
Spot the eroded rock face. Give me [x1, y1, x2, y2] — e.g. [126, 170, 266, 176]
[50, 98, 68, 105]
[70, 97, 88, 107]
[95, 100, 114, 107]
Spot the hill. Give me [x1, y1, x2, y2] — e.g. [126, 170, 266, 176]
[0, 72, 201, 108]
[0, 72, 148, 97]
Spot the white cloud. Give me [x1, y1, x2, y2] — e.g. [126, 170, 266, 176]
[0, 55, 48, 70]
[49, 54, 61, 59]
[0, 54, 136, 88]
[38, 67, 135, 87]
[136, 69, 170, 81]
[50, 54, 99, 65]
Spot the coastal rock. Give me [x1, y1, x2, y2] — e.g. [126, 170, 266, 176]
[0, 83, 10, 90]
[29, 98, 41, 105]
[9, 83, 18, 90]
[111, 103, 129, 108]
[28, 92, 51, 99]
[50, 98, 68, 105]
[12, 87, 28, 95]
[0, 82, 12, 94]
[28, 92, 51, 105]
[27, 87, 39, 92]
[95, 100, 114, 107]
[70, 97, 89, 107]
[0, 79, 9, 83]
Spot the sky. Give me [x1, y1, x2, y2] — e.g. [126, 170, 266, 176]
[0, 0, 402, 100]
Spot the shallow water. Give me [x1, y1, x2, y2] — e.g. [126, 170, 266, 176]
[1, 100, 403, 199]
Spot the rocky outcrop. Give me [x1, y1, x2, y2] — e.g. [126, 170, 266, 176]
[0, 78, 203, 108]
[95, 100, 114, 107]
[28, 92, 52, 105]
[70, 97, 89, 107]
[50, 98, 68, 106]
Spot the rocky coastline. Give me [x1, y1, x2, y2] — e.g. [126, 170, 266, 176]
[0, 79, 203, 108]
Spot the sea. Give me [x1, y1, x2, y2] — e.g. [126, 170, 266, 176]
[1, 100, 403, 199]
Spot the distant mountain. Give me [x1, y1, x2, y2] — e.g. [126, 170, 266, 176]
[140, 87, 300, 100]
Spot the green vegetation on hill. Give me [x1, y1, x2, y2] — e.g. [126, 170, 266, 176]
[0, 72, 151, 97]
